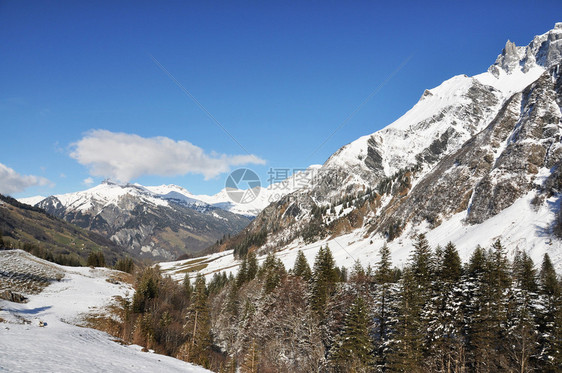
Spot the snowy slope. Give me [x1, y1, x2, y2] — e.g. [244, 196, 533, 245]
[0, 250, 211, 373]
[161, 189, 562, 282]
[17, 195, 46, 206]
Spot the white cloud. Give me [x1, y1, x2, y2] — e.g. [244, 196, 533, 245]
[0, 163, 51, 195]
[83, 177, 94, 185]
[70, 130, 266, 182]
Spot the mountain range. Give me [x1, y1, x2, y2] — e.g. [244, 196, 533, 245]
[166, 22, 562, 276]
[16, 23, 562, 271]
[18, 174, 310, 260]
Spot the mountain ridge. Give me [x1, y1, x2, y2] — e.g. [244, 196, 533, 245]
[22, 181, 252, 260]
[200, 23, 562, 273]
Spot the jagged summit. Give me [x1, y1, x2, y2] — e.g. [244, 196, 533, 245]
[489, 22, 562, 77]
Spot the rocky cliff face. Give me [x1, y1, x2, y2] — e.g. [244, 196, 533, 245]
[370, 64, 562, 237]
[222, 24, 562, 266]
[36, 181, 251, 260]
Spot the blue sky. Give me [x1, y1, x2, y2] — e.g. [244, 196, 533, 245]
[2, 1, 561, 198]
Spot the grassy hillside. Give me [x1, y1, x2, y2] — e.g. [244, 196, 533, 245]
[0, 194, 132, 266]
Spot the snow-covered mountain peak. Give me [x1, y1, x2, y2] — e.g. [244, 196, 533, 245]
[324, 73, 501, 181]
[488, 23, 562, 79]
[144, 184, 193, 196]
[324, 24, 562, 186]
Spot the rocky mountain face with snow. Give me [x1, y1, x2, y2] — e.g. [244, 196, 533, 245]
[30, 181, 252, 260]
[225, 23, 562, 268]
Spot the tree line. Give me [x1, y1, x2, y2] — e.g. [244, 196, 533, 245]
[112, 235, 561, 372]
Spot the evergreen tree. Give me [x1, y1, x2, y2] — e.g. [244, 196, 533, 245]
[184, 273, 212, 367]
[539, 253, 560, 297]
[226, 282, 240, 318]
[236, 256, 248, 287]
[467, 245, 487, 278]
[87, 250, 106, 267]
[183, 273, 192, 301]
[439, 242, 462, 283]
[246, 251, 258, 281]
[330, 297, 374, 372]
[386, 237, 435, 371]
[240, 338, 259, 373]
[375, 244, 392, 285]
[350, 259, 367, 284]
[505, 285, 539, 372]
[425, 241, 465, 372]
[465, 241, 511, 371]
[293, 249, 312, 281]
[536, 253, 562, 371]
[261, 251, 286, 294]
[387, 267, 425, 372]
[373, 243, 394, 369]
[490, 239, 511, 289]
[512, 250, 538, 293]
[410, 234, 433, 287]
[310, 245, 338, 314]
[132, 266, 160, 313]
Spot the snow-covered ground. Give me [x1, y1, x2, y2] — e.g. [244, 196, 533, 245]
[0, 250, 211, 373]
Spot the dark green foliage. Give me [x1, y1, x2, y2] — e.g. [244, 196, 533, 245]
[246, 251, 258, 281]
[463, 240, 514, 371]
[233, 230, 267, 258]
[132, 266, 160, 313]
[539, 253, 560, 297]
[114, 257, 134, 273]
[336, 265, 348, 283]
[183, 273, 192, 300]
[293, 249, 312, 281]
[375, 244, 393, 283]
[87, 250, 106, 267]
[236, 255, 248, 287]
[536, 253, 562, 371]
[467, 245, 487, 277]
[330, 297, 374, 371]
[207, 272, 229, 295]
[425, 243, 465, 372]
[387, 267, 425, 371]
[439, 242, 462, 282]
[184, 273, 212, 367]
[260, 251, 286, 294]
[490, 239, 511, 289]
[310, 245, 338, 314]
[237, 251, 260, 287]
[18, 242, 84, 266]
[512, 250, 538, 292]
[410, 234, 433, 284]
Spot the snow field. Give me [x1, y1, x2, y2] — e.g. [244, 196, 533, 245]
[0, 250, 211, 373]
